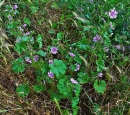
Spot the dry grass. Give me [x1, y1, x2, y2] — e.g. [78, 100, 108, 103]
[0, 60, 59, 115]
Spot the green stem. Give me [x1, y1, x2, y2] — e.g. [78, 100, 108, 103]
[54, 98, 63, 115]
[27, 0, 32, 3]
[83, 88, 94, 105]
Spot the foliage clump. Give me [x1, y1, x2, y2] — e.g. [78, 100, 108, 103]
[0, 0, 130, 114]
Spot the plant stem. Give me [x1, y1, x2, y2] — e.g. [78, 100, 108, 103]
[54, 98, 63, 115]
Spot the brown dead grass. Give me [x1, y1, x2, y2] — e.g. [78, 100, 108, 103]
[0, 55, 60, 115]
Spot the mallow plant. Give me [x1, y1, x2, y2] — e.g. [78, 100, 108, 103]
[1, 0, 130, 114]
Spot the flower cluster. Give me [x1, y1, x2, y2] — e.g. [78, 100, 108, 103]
[25, 55, 39, 63]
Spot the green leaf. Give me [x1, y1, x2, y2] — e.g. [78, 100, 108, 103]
[78, 72, 90, 84]
[57, 32, 64, 40]
[76, 38, 89, 50]
[61, 109, 70, 115]
[49, 59, 66, 77]
[52, 23, 57, 28]
[37, 50, 46, 57]
[36, 34, 43, 48]
[0, 109, 7, 113]
[12, 58, 25, 73]
[14, 42, 27, 54]
[57, 77, 72, 98]
[60, 14, 65, 21]
[51, 92, 63, 102]
[30, 6, 38, 14]
[72, 97, 79, 107]
[83, 26, 90, 31]
[94, 80, 106, 94]
[72, 97, 79, 115]
[24, 18, 31, 26]
[36, 76, 44, 82]
[16, 84, 30, 97]
[49, 29, 55, 34]
[74, 84, 81, 97]
[21, 36, 29, 41]
[96, 59, 105, 72]
[33, 84, 45, 93]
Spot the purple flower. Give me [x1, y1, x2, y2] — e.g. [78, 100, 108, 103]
[8, 15, 12, 20]
[104, 47, 109, 52]
[68, 52, 76, 57]
[48, 71, 54, 78]
[13, 5, 18, 10]
[70, 78, 78, 84]
[51, 47, 58, 54]
[16, 38, 21, 43]
[109, 8, 118, 19]
[23, 24, 27, 28]
[24, 32, 30, 36]
[25, 57, 32, 63]
[93, 35, 101, 42]
[89, 0, 93, 3]
[114, 45, 121, 49]
[74, 63, 80, 71]
[33, 55, 39, 62]
[98, 73, 103, 77]
[49, 60, 53, 64]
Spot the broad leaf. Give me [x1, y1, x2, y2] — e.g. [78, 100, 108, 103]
[96, 59, 105, 72]
[36, 34, 43, 48]
[21, 36, 29, 41]
[33, 84, 45, 93]
[78, 72, 90, 84]
[12, 58, 25, 73]
[57, 32, 64, 40]
[16, 84, 30, 97]
[24, 18, 31, 26]
[50, 92, 63, 102]
[72, 97, 79, 115]
[30, 6, 38, 14]
[94, 80, 106, 94]
[49, 59, 66, 77]
[36, 76, 44, 82]
[37, 50, 46, 57]
[57, 78, 72, 98]
[14, 42, 27, 54]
